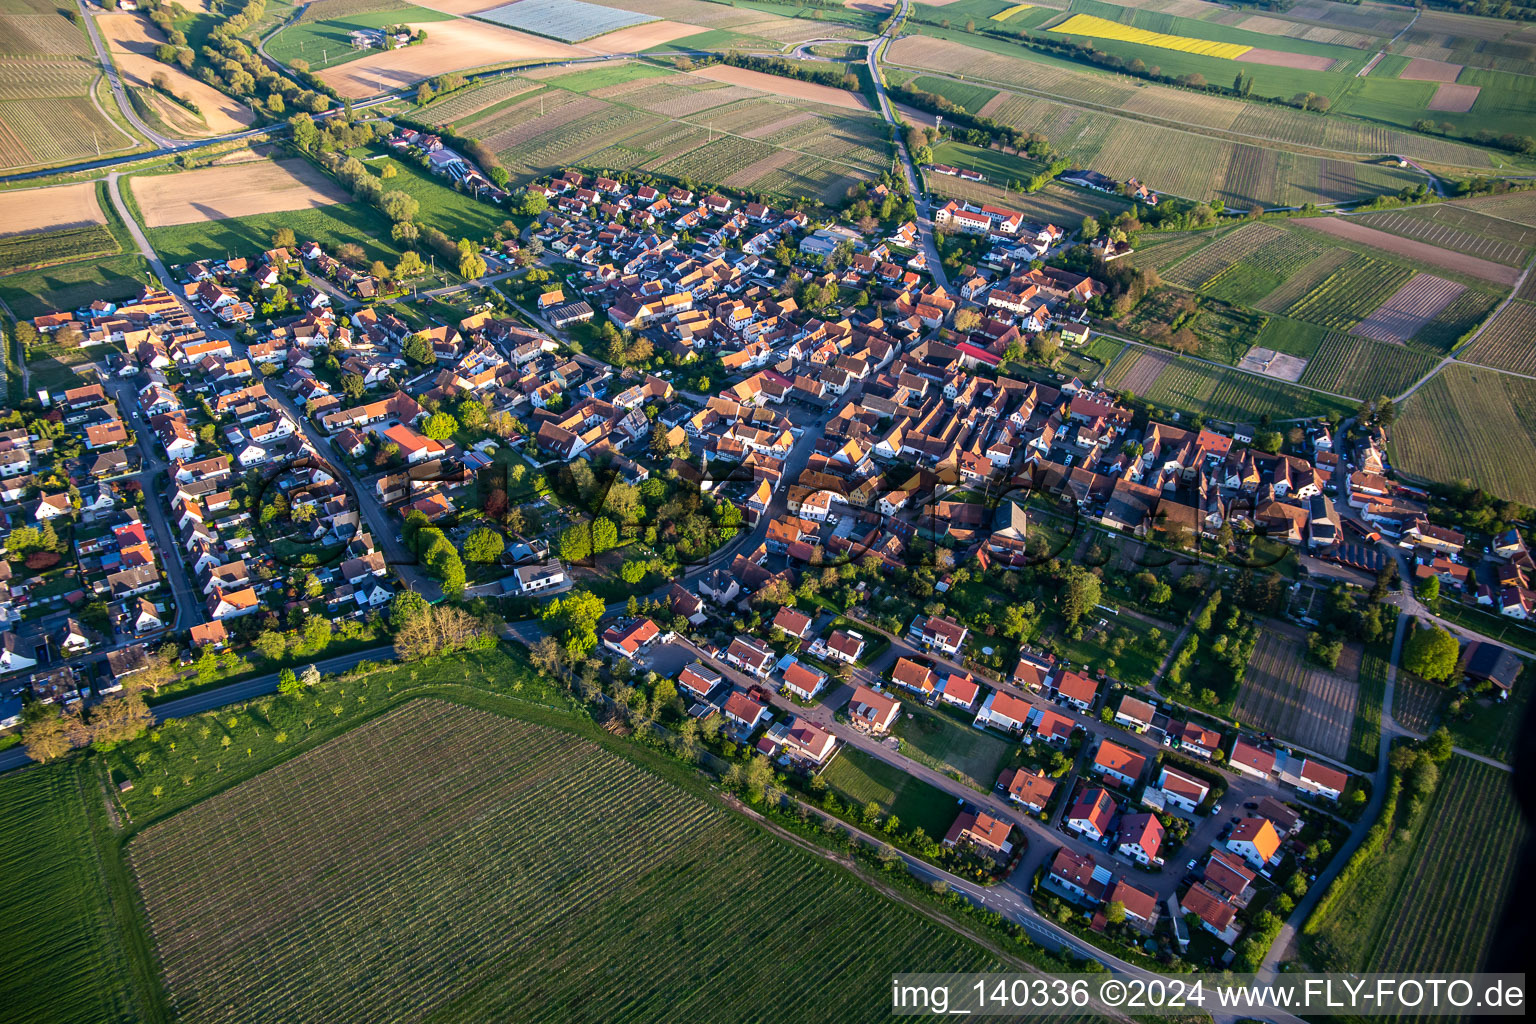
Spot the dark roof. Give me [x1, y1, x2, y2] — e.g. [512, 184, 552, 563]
[1463, 641, 1523, 691]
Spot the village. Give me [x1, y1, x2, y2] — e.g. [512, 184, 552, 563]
[1, 162, 1526, 974]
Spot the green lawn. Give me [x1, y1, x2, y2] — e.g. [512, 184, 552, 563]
[0, 255, 154, 319]
[546, 62, 674, 94]
[264, 5, 456, 71]
[930, 140, 1042, 186]
[143, 201, 410, 272]
[364, 146, 510, 244]
[893, 702, 1013, 791]
[913, 77, 999, 115]
[1442, 674, 1528, 764]
[821, 745, 960, 838]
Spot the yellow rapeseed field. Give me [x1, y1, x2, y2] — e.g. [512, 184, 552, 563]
[990, 3, 1033, 20]
[1048, 13, 1252, 60]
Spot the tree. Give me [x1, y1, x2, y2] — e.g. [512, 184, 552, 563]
[1105, 900, 1127, 924]
[1424, 726, 1454, 763]
[336, 243, 366, 266]
[953, 307, 982, 334]
[1060, 567, 1101, 627]
[422, 411, 458, 440]
[369, 259, 390, 282]
[457, 237, 486, 280]
[464, 526, 505, 564]
[379, 189, 418, 224]
[395, 250, 426, 280]
[302, 614, 332, 654]
[254, 629, 287, 661]
[1402, 622, 1459, 682]
[272, 227, 296, 249]
[339, 373, 367, 401]
[391, 588, 429, 628]
[1416, 574, 1440, 606]
[22, 707, 89, 762]
[277, 667, 302, 697]
[620, 559, 648, 584]
[540, 589, 606, 657]
[591, 516, 618, 554]
[559, 523, 593, 562]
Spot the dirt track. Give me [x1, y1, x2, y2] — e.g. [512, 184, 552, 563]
[131, 158, 351, 227]
[1301, 215, 1520, 286]
[0, 182, 105, 237]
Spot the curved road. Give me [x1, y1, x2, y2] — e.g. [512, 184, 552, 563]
[78, 0, 178, 151]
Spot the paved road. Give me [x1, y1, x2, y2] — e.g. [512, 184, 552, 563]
[78, 1, 178, 150]
[865, 0, 949, 291]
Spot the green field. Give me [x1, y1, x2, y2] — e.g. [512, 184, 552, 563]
[364, 146, 508, 242]
[821, 745, 959, 837]
[1106, 348, 1354, 422]
[127, 697, 996, 1022]
[264, 4, 456, 71]
[1392, 364, 1536, 504]
[1304, 757, 1524, 974]
[913, 75, 999, 114]
[1298, 333, 1440, 398]
[893, 703, 1013, 791]
[929, 139, 1040, 186]
[0, 254, 154, 319]
[1284, 255, 1416, 332]
[0, 223, 120, 276]
[142, 201, 406, 269]
[1345, 647, 1387, 772]
[0, 762, 149, 1024]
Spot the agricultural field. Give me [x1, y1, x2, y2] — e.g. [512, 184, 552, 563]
[1104, 347, 1353, 421]
[1353, 205, 1536, 268]
[1234, 625, 1359, 762]
[1162, 221, 1287, 288]
[1365, 757, 1525, 972]
[1200, 229, 1330, 306]
[0, 761, 145, 1024]
[1292, 216, 1520, 287]
[364, 145, 507, 241]
[1459, 188, 1536, 227]
[1462, 299, 1536, 374]
[927, 173, 1130, 224]
[1351, 273, 1466, 345]
[476, 0, 655, 42]
[0, 223, 119, 276]
[1297, 333, 1440, 398]
[318, 18, 584, 98]
[0, 0, 144, 170]
[893, 704, 1013, 792]
[1283, 254, 1416, 332]
[264, 3, 457, 72]
[450, 67, 891, 200]
[0, 180, 115, 273]
[912, 74, 998, 113]
[1305, 756, 1523, 975]
[143, 200, 405, 268]
[129, 158, 352, 228]
[0, 253, 154, 319]
[99, 12, 255, 135]
[129, 698, 996, 1023]
[1345, 646, 1388, 773]
[821, 745, 959, 838]
[1411, 285, 1503, 351]
[1392, 363, 1536, 504]
[1391, 673, 1448, 736]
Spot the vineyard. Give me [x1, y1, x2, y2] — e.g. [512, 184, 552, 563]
[0, 761, 142, 1024]
[1298, 333, 1439, 397]
[1105, 348, 1352, 421]
[419, 74, 541, 127]
[1164, 221, 1286, 288]
[1354, 206, 1536, 267]
[1391, 673, 1448, 735]
[1461, 188, 1536, 227]
[129, 699, 999, 1024]
[0, 223, 119, 275]
[1351, 273, 1466, 344]
[1345, 647, 1388, 772]
[1283, 255, 1416, 331]
[1412, 285, 1502, 351]
[1366, 758, 1524, 973]
[1463, 299, 1536, 374]
[1234, 626, 1358, 762]
[1392, 364, 1536, 504]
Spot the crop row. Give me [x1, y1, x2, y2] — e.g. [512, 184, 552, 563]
[1298, 333, 1439, 396]
[1393, 364, 1536, 504]
[1164, 222, 1287, 287]
[1464, 299, 1536, 374]
[130, 699, 1004, 1024]
[1121, 354, 1351, 421]
[1356, 208, 1533, 267]
[1284, 254, 1415, 330]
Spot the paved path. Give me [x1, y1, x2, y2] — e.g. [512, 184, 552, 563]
[78, 1, 177, 150]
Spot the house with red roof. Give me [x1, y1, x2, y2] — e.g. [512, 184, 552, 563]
[848, 684, 901, 735]
[912, 613, 967, 656]
[1175, 720, 1222, 760]
[1155, 766, 1210, 813]
[1296, 758, 1348, 801]
[938, 671, 981, 710]
[1031, 707, 1076, 745]
[974, 689, 1032, 734]
[1048, 847, 1105, 903]
[1012, 650, 1056, 691]
[1054, 670, 1099, 711]
[1107, 878, 1159, 930]
[1203, 849, 1256, 901]
[782, 660, 828, 701]
[723, 691, 768, 733]
[1092, 740, 1148, 787]
[1115, 812, 1165, 865]
[1180, 883, 1241, 944]
[1229, 738, 1277, 779]
[601, 618, 659, 660]
[677, 661, 723, 703]
[1226, 817, 1282, 868]
[1067, 787, 1117, 841]
[943, 808, 1014, 857]
[891, 657, 938, 700]
[725, 635, 774, 677]
[772, 606, 814, 640]
[771, 717, 837, 767]
[822, 628, 865, 664]
[999, 767, 1056, 813]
